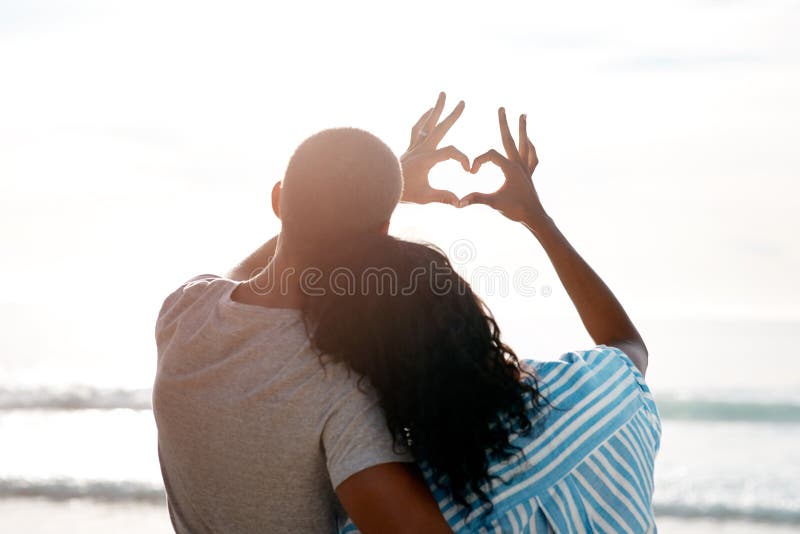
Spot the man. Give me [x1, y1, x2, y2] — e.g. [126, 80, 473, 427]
[153, 93, 468, 533]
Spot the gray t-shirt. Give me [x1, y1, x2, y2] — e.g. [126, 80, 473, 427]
[154, 275, 410, 533]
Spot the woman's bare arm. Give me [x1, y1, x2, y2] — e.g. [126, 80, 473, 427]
[525, 217, 648, 375]
[462, 108, 648, 375]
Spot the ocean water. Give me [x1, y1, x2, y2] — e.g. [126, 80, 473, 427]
[1, 317, 799, 532]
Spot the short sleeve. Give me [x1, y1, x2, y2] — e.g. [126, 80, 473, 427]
[565, 345, 662, 446]
[321, 377, 413, 489]
[596, 345, 659, 421]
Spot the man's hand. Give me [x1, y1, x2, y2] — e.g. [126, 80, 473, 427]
[400, 92, 470, 206]
[461, 108, 549, 228]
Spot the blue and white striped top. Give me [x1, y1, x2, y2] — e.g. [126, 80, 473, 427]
[341, 345, 661, 533]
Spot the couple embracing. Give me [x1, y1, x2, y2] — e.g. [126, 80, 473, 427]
[154, 93, 661, 533]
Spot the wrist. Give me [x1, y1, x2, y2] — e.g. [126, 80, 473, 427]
[522, 214, 563, 249]
[520, 210, 555, 234]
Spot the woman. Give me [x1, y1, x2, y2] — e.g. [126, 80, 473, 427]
[306, 110, 661, 533]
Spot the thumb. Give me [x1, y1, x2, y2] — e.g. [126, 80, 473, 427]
[459, 192, 497, 209]
[426, 188, 459, 207]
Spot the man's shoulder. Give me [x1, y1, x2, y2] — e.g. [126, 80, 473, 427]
[155, 274, 232, 340]
[169, 273, 228, 301]
[159, 273, 228, 308]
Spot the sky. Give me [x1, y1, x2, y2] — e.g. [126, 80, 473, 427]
[1, 0, 799, 388]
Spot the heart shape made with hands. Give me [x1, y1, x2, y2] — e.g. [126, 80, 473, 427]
[403, 94, 536, 209]
[427, 158, 505, 205]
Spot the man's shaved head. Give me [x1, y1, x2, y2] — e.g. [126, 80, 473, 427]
[279, 128, 403, 248]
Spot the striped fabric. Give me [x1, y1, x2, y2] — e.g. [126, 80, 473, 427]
[340, 345, 661, 533]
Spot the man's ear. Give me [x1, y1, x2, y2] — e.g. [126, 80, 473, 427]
[271, 181, 282, 219]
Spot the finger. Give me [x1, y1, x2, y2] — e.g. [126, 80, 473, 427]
[527, 139, 539, 171]
[518, 114, 529, 166]
[498, 107, 520, 162]
[430, 145, 470, 172]
[459, 192, 496, 209]
[470, 149, 510, 174]
[425, 188, 459, 207]
[423, 91, 447, 134]
[427, 100, 465, 146]
[409, 107, 433, 148]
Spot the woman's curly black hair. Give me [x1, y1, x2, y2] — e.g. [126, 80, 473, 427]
[301, 234, 548, 513]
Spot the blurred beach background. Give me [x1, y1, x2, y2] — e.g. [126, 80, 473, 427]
[2, 1, 799, 532]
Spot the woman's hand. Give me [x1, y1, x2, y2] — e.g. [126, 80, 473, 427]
[400, 92, 470, 206]
[461, 108, 549, 228]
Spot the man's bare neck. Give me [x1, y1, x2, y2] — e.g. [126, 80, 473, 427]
[230, 255, 305, 310]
